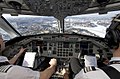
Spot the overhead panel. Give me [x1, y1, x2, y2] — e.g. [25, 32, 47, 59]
[0, 0, 119, 16]
[24, 0, 92, 19]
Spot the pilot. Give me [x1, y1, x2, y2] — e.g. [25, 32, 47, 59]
[63, 14, 120, 79]
[0, 36, 57, 79]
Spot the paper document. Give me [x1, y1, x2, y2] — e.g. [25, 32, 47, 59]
[22, 52, 36, 67]
[84, 55, 97, 67]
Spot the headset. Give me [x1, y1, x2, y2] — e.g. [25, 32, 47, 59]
[105, 14, 120, 49]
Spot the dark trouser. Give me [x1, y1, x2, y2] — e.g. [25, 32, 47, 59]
[69, 58, 83, 78]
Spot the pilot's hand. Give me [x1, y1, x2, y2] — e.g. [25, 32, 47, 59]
[19, 47, 27, 54]
[49, 58, 57, 67]
[61, 68, 67, 75]
[61, 68, 69, 79]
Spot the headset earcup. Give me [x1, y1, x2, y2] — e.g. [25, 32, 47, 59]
[116, 29, 120, 43]
[111, 30, 118, 43]
[105, 30, 119, 49]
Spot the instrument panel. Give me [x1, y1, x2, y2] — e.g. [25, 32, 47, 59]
[2, 34, 109, 59]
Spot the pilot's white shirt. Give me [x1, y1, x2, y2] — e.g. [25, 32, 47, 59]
[0, 65, 40, 79]
[74, 57, 120, 79]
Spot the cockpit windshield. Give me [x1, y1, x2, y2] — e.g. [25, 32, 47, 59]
[2, 10, 120, 40]
[3, 15, 59, 35]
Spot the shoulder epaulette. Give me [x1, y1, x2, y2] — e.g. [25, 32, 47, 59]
[84, 66, 96, 73]
[0, 65, 12, 73]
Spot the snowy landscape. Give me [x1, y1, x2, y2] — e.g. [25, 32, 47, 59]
[1, 11, 120, 40]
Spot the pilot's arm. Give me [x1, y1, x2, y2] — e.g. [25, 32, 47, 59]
[9, 47, 26, 64]
[40, 58, 57, 79]
[6, 58, 57, 79]
[74, 69, 88, 79]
